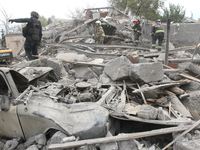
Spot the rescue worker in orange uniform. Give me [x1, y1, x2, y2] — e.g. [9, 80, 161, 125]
[132, 19, 142, 46]
[151, 24, 164, 51]
[95, 20, 105, 44]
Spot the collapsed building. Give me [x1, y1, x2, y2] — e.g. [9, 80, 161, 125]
[1, 6, 200, 150]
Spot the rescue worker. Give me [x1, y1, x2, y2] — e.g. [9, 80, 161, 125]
[132, 19, 142, 46]
[156, 19, 162, 27]
[9, 11, 42, 60]
[151, 24, 164, 51]
[95, 20, 105, 44]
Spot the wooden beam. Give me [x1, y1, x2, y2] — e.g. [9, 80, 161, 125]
[61, 59, 105, 67]
[49, 124, 199, 149]
[162, 119, 200, 150]
[163, 64, 200, 83]
[132, 80, 190, 94]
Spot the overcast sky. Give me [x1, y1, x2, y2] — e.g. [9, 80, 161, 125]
[0, 0, 199, 20]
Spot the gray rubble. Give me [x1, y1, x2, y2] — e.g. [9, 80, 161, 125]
[2, 6, 200, 150]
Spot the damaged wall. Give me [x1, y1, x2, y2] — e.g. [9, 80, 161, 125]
[5, 33, 25, 57]
[142, 22, 200, 47]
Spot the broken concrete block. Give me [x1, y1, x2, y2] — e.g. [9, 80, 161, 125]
[74, 66, 89, 78]
[181, 81, 200, 92]
[178, 62, 200, 76]
[118, 139, 138, 150]
[47, 131, 68, 146]
[3, 138, 19, 150]
[99, 72, 113, 84]
[104, 56, 132, 81]
[87, 78, 98, 86]
[165, 72, 183, 81]
[26, 145, 38, 150]
[56, 52, 89, 62]
[99, 131, 118, 150]
[46, 58, 69, 77]
[138, 57, 151, 63]
[141, 84, 158, 99]
[137, 105, 158, 119]
[76, 145, 96, 150]
[34, 134, 46, 146]
[16, 144, 26, 150]
[129, 62, 164, 83]
[183, 90, 200, 116]
[173, 131, 200, 150]
[83, 68, 98, 80]
[64, 63, 75, 72]
[91, 66, 103, 77]
[68, 69, 76, 75]
[28, 58, 44, 67]
[157, 107, 170, 120]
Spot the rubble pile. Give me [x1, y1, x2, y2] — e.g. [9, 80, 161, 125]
[1, 6, 200, 150]
[1, 45, 200, 149]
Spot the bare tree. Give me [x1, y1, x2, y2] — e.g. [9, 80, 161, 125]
[66, 4, 95, 19]
[0, 6, 20, 35]
[66, 7, 86, 20]
[0, 6, 11, 34]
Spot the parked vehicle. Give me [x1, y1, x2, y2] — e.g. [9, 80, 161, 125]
[0, 67, 109, 140]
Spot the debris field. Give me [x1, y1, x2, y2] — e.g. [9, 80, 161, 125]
[1, 6, 200, 150]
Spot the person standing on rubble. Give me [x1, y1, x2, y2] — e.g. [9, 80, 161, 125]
[9, 11, 42, 60]
[132, 19, 142, 46]
[151, 23, 164, 51]
[95, 20, 105, 44]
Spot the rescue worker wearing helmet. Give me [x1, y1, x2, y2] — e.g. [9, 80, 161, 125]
[95, 20, 105, 44]
[9, 11, 42, 60]
[132, 19, 142, 46]
[151, 23, 164, 51]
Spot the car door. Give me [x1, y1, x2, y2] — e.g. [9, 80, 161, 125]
[0, 69, 25, 139]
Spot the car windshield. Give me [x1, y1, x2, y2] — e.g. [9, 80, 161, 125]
[0, 74, 9, 96]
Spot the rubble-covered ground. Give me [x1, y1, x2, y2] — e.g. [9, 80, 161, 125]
[1, 9, 200, 150]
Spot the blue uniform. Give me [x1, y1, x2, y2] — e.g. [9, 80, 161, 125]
[12, 17, 42, 60]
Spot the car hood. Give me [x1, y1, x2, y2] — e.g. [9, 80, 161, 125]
[17, 96, 109, 139]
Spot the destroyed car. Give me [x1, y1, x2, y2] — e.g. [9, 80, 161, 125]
[0, 67, 109, 140]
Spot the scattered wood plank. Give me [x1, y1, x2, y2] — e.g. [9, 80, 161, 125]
[162, 119, 200, 150]
[49, 43, 121, 59]
[61, 59, 105, 67]
[136, 82, 147, 104]
[166, 91, 192, 118]
[59, 18, 98, 43]
[48, 124, 200, 149]
[168, 86, 185, 95]
[96, 86, 116, 106]
[164, 58, 200, 63]
[123, 103, 141, 115]
[132, 80, 190, 94]
[163, 64, 200, 83]
[117, 82, 126, 111]
[147, 96, 168, 104]
[60, 35, 124, 42]
[169, 45, 196, 52]
[62, 42, 151, 51]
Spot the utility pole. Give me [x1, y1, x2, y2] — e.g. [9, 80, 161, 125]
[164, 19, 171, 65]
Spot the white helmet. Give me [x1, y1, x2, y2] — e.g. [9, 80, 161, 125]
[95, 20, 101, 25]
